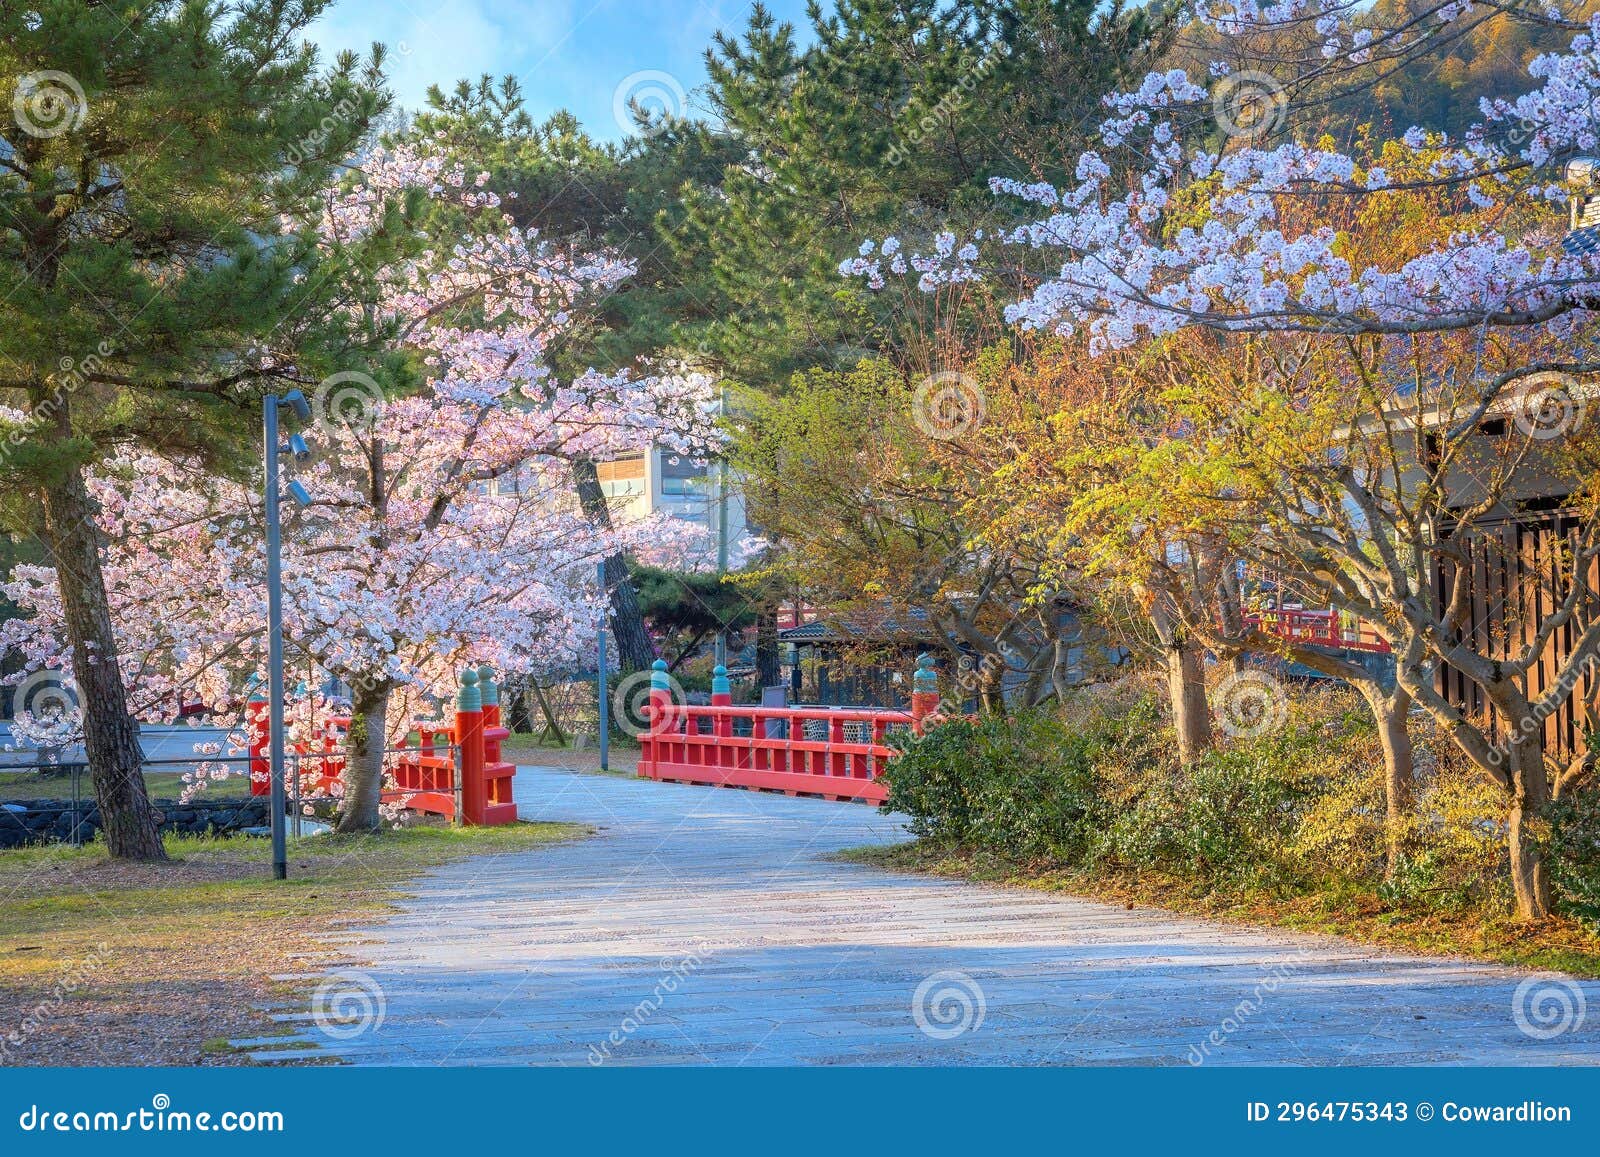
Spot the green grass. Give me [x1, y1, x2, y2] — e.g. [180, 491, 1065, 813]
[1, 825, 588, 915]
[841, 840, 1600, 977]
[0, 770, 192, 800]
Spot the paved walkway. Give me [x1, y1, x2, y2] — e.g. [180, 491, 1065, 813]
[252, 765, 1600, 1066]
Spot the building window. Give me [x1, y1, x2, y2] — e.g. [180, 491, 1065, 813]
[661, 474, 708, 497]
[596, 453, 648, 500]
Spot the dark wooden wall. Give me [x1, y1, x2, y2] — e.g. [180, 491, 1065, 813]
[1436, 507, 1600, 760]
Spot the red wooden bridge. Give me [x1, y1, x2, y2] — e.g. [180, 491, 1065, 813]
[637, 660, 941, 804]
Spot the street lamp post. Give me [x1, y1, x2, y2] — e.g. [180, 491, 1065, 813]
[596, 562, 610, 772]
[263, 389, 312, 881]
[713, 383, 730, 667]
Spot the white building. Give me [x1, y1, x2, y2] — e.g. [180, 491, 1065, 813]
[596, 449, 752, 566]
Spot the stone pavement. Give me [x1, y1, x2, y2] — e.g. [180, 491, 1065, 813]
[248, 765, 1600, 1066]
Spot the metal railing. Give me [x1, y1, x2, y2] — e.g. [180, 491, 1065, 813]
[0, 742, 464, 847]
[0, 754, 262, 847]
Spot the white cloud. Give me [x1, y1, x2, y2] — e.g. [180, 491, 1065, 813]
[308, 0, 566, 113]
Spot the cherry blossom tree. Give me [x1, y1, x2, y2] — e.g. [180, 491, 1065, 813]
[5, 136, 721, 832]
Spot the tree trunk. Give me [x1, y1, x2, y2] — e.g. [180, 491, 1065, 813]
[505, 684, 534, 734]
[1368, 685, 1415, 880]
[667, 625, 712, 673]
[1508, 743, 1553, 921]
[571, 457, 656, 671]
[335, 682, 389, 833]
[756, 603, 780, 688]
[40, 466, 166, 860]
[1050, 637, 1076, 704]
[1213, 561, 1248, 677]
[1166, 642, 1212, 766]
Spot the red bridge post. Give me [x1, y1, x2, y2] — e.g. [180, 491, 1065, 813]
[711, 663, 733, 770]
[475, 664, 517, 824]
[246, 682, 270, 797]
[456, 668, 486, 825]
[479, 663, 503, 765]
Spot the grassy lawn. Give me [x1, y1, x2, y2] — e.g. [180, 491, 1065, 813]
[841, 841, 1600, 977]
[0, 819, 584, 1065]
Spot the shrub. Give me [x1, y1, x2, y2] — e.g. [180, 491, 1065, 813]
[884, 709, 1109, 858]
[1551, 786, 1600, 923]
[880, 677, 1564, 922]
[883, 719, 983, 844]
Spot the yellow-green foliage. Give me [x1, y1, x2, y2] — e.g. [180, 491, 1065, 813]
[884, 679, 1599, 926]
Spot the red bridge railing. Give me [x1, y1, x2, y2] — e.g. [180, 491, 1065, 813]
[243, 666, 517, 825]
[638, 663, 917, 804]
[1242, 608, 1392, 654]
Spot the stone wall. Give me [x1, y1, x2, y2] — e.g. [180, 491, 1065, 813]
[0, 798, 270, 849]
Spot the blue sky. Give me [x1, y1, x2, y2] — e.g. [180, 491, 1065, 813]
[309, 0, 813, 141]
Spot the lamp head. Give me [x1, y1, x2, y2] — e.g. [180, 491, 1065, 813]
[281, 389, 311, 423]
[286, 479, 313, 507]
[288, 433, 311, 462]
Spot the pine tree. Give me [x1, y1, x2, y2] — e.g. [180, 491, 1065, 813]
[0, 1, 386, 859]
[678, 0, 1167, 389]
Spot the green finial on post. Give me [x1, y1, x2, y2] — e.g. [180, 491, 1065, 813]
[477, 664, 498, 706]
[458, 667, 481, 712]
[246, 672, 267, 703]
[913, 652, 938, 694]
[712, 664, 729, 696]
[651, 658, 670, 691]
